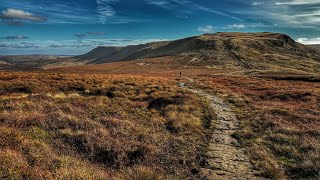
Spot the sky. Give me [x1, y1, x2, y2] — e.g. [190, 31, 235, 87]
[0, 0, 320, 55]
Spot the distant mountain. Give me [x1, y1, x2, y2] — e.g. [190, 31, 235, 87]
[76, 32, 320, 73]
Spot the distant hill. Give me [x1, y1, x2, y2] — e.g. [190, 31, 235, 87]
[308, 44, 320, 51]
[2, 33, 320, 74]
[77, 42, 171, 63]
[0, 55, 71, 71]
[76, 32, 320, 73]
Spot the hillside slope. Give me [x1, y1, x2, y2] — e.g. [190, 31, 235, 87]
[0, 55, 74, 71]
[77, 32, 320, 73]
[309, 44, 320, 51]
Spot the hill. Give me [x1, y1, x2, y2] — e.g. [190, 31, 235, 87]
[0, 55, 76, 71]
[1, 33, 320, 74]
[76, 32, 320, 74]
[309, 44, 320, 51]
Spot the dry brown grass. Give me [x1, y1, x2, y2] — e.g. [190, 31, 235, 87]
[194, 75, 320, 179]
[0, 72, 215, 179]
[1, 61, 319, 179]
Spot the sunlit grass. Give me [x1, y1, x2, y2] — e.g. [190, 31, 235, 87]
[196, 75, 320, 179]
[0, 72, 214, 179]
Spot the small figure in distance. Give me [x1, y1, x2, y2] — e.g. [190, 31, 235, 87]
[180, 72, 182, 77]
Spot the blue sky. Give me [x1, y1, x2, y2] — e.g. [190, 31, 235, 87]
[1, 0, 320, 55]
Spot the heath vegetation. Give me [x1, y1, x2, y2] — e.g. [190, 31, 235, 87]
[0, 72, 215, 179]
[194, 75, 320, 179]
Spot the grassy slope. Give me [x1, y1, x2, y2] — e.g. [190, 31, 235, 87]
[194, 75, 320, 179]
[1, 53, 320, 179]
[0, 72, 215, 179]
[44, 55, 320, 80]
[72, 33, 320, 75]
[43, 58, 320, 179]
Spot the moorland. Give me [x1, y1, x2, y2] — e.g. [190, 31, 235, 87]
[0, 32, 319, 179]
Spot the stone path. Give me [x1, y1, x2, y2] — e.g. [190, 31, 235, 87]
[181, 80, 267, 180]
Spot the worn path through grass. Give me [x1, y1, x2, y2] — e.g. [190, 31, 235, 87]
[181, 78, 268, 180]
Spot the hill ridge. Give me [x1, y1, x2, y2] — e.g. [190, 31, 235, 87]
[78, 32, 320, 64]
[75, 32, 320, 74]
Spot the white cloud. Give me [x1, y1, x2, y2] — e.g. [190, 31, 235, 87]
[147, 0, 170, 7]
[197, 25, 214, 33]
[297, 37, 320, 44]
[249, 1, 320, 27]
[275, 0, 320, 5]
[225, 24, 246, 29]
[146, 0, 242, 21]
[0, 8, 46, 22]
[194, 4, 242, 21]
[96, 0, 118, 23]
[252, 1, 264, 6]
[146, 0, 189, 9]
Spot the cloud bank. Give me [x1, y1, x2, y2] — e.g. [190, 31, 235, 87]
[297, 37, 320, 44]
[0, 8, 46, 24]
